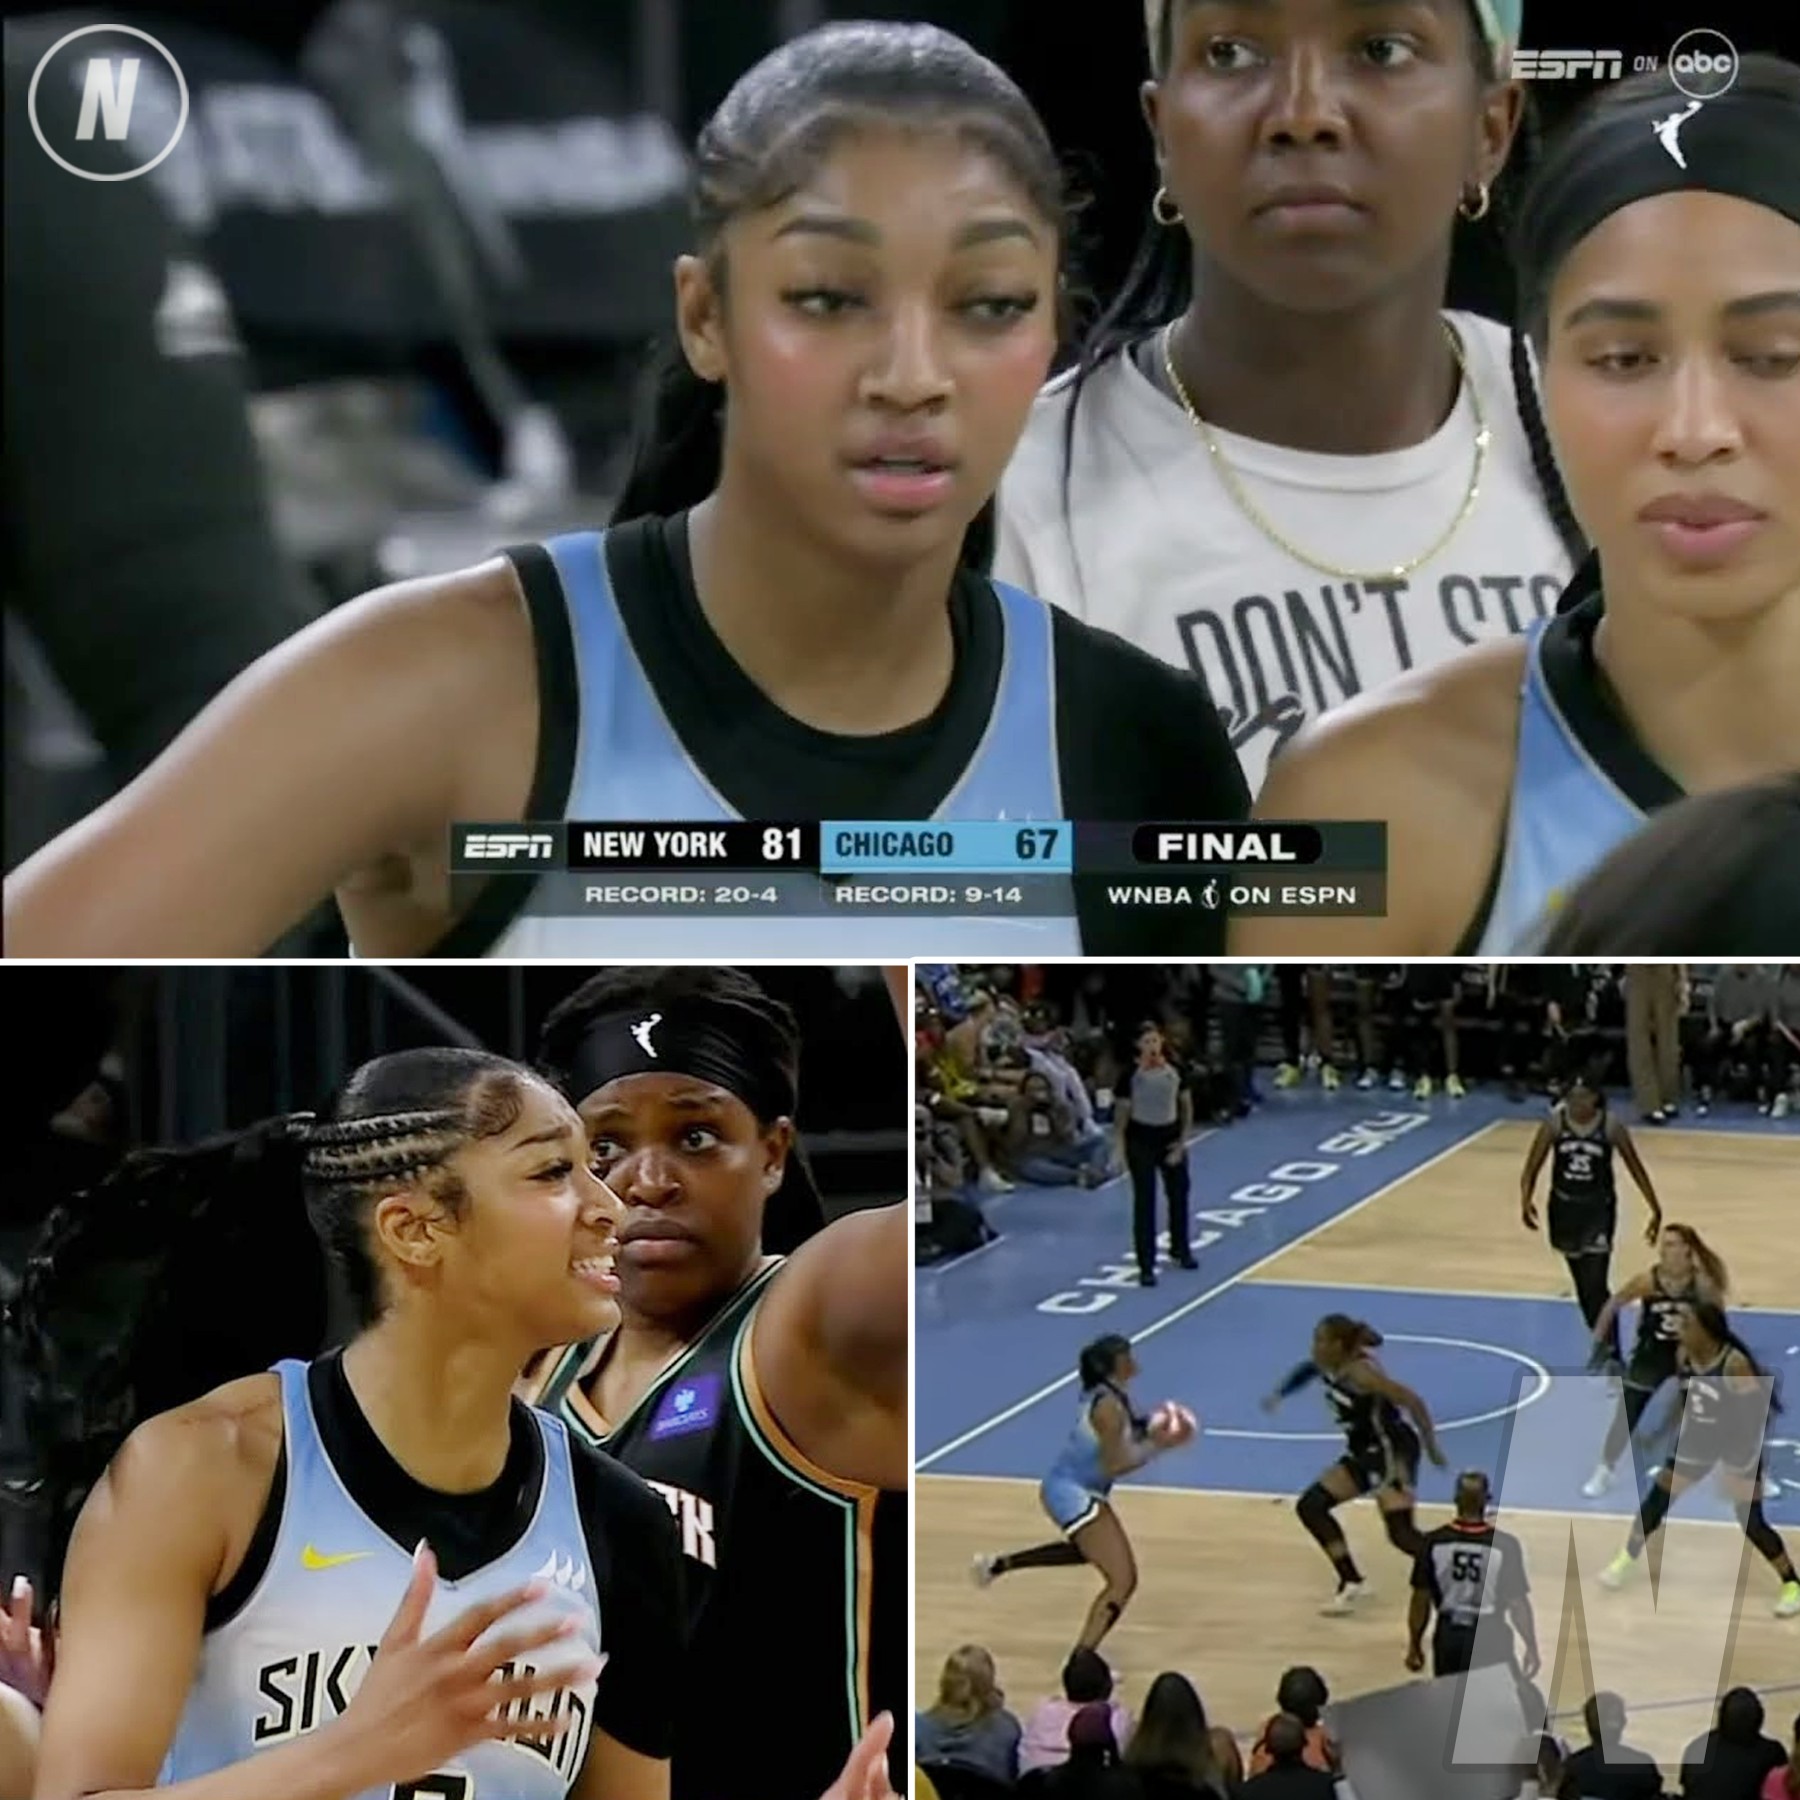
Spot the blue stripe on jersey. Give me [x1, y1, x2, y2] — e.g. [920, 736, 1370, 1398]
[1478, 621, 1648, 952]
[489, 530, 1083, 955]
[162, 1361, 603, 1798]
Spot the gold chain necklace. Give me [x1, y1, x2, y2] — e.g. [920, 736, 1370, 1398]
[1159, 317, 1491, 583]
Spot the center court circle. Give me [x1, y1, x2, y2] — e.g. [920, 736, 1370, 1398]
[1206, 1333, 1553, 1442]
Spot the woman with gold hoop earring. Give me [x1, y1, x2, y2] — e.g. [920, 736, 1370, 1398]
[995, 0, 1580, 800]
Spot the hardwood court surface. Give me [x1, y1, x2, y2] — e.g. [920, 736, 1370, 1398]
[917, 1119, 1799, 1770]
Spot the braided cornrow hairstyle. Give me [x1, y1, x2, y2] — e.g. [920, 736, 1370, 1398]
[537, 966, 828, 1255]
[1064, 2, 1585, 566]
[12, 1045, 536, 1599]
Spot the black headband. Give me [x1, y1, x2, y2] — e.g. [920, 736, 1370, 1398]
[1516, 89, 1800, 323]
[562, 1006, 796, 1123]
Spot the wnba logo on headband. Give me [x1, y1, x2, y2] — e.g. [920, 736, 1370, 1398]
[630, 1014, 662, 1058]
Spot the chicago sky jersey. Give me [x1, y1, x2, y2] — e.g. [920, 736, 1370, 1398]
[486, 529, 1080, 955]
[162, 1359, 602, 1798]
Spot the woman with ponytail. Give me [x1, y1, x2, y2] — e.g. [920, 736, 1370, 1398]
[520, 966, 909, 1800]
[997, 0, 1576, 797]
[971, 1334, 1197, 1657]
[1262, 1313, 1447, 1614]
[21, 1045, 696, 1800]
[5, 22, 1247, 964]
[1239, 55, 1800, 954]
[1583, 1221, 1727, 1498]
[1601, 1299, 1800, 1617]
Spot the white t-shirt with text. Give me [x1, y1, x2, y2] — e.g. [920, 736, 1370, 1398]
[994, 312, 1575, 794]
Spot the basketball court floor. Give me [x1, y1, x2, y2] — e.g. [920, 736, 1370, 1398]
[915, 1087, 1799, 1767]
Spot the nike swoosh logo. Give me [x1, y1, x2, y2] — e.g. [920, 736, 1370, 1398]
[301, 1545, 374, 1571]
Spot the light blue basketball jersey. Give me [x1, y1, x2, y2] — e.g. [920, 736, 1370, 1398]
[162, 1361, 604, 1798]
[1046, 1385, 1125, 1499]
[488, 529, 1082, 955]
[1476, 620, 1650, 952]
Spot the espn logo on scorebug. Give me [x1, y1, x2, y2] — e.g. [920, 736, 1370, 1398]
[451, 827, 558, 869]
[1510, 49, 1625, 79]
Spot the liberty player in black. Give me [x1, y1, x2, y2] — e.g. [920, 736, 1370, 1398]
[1600, 1303, 1800, 1618]
[522, 967, 909, 1800]
[1263, 1315, 1448, 1617]
[1583, 1223, 1729, 1497]
[1519, 1074, 1663, 1367]
[1408, 1471, 1538, 1681]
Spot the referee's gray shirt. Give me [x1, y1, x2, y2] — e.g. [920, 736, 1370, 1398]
[1124, 1062, 1181, 1128]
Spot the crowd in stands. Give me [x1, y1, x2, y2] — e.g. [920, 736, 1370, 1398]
[912, 1645, 1800, 1800]
[915, 967, 1800, 1255]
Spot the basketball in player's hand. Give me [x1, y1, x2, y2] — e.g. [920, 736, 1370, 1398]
[1149, 1401, 1199, 1447]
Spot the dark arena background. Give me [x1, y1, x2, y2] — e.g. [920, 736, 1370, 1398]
[915, 962, 1799, 1797]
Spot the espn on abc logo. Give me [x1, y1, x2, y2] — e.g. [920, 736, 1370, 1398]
[1667, 29, 1740, 100]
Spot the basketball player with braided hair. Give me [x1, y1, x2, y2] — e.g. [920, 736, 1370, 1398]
[521, 966, 909, 1800]
[998, 0, 1578, 795]
[1262, 1314, 1448, 1614]
[15, 1046, 900, 1800]
[969, 1334, 1196, 1655]
[1239, 55, 1800, 952]
[1599, 1301, 1800, 1618]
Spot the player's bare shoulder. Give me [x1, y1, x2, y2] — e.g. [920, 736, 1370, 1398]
[112, 1372, 285, 1499]
[1242, 636, 1527, 950]
[1258, 634, 1527, 824]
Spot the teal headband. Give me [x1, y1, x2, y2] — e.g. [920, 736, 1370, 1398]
[1146, 0, 1525, 72]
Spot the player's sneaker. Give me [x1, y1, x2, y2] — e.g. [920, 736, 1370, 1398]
[1275, 1063, 1302, 1089]
[1388, 1070, 1407, 1092]
[1356, 1068, 1379, 1091]
[1321, 1064, 1342, 1092]
[1598, 1552, 1635, 1590]
[977, 1167, 1013, 1194]
[1582, 1464, 1616, 1498]
[970, 1554, 1001, 1589]
[1776, 1581, 1800, 1618]
[1413, 1075, 1433, 1100]
[1446, 1075, 1467, 1099]
[1774, 1093, 1792, 1119]
[1320, 1580, 1371, 1617]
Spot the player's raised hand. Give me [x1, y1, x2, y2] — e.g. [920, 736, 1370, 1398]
[821, 1713, 897, 1800]
[334, 1541, 601, 1785]
[0, 1575, 53, 1708]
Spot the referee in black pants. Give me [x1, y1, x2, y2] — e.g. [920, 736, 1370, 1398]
[1115, 1021, 1196, 1288]
[1407, 1471, 1539, 1682]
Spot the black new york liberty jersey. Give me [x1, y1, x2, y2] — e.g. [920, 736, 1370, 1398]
[1674, 1347, 1770, 1474]
[1324, 1361, 1420, 1491]
[1629, 1271, 1698, 1388]
[1547, 1103, 1618, 1255]
[527, 1259, 905, 1800]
